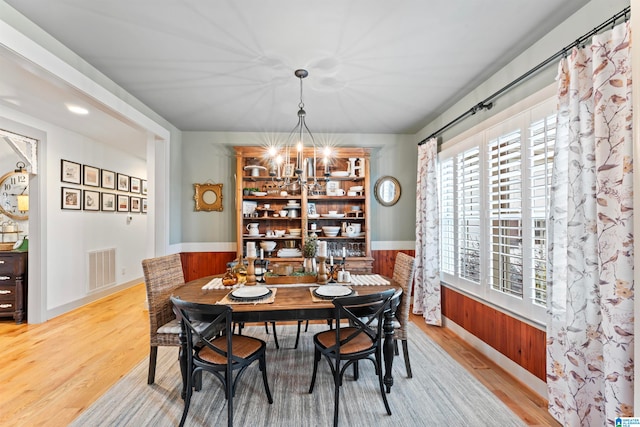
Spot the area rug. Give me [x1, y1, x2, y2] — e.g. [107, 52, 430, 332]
[70, 323, 525, 426]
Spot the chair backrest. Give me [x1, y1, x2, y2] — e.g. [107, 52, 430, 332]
[170, 297, 239, 364]
[331, 289, 396, 355]
[391, 252, 416, 340]
[142, 253, 185, 346]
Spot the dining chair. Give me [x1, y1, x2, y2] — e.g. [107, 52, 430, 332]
[141, 253, 187, 385]
[309, 289, 396, 427]
[391, 252, 417, 378]
[171, 296, 273, 427]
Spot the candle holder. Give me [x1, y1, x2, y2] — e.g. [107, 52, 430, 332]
[246, 257, 256, 286]
[316, 256, 328, 284]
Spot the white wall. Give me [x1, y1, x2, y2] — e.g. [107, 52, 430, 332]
[0, 105, 148, 317]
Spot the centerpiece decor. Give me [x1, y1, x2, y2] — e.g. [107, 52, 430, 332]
[302, 235, 318, 274]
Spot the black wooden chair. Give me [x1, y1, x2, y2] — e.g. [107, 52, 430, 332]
[308, 289, 395, 427]
[171, 296, 273, 427]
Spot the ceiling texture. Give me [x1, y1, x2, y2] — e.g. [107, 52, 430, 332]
[3, 0, 590, 139]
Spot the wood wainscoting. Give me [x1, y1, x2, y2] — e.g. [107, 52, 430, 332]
[441, 286, 546, 381]
[180, 252, 236, 282]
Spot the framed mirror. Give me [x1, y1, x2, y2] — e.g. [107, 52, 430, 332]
[374, 176, 401, 207]
[194, 183, 223, 212]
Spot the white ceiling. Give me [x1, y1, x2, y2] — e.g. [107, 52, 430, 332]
[2, 0, 589, 146]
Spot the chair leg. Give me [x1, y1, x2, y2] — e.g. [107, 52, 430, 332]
[376, 351, 392, 416]
[179, 369, 194, 427]
[333, 359, 341, 427]
[271, 322, 280, 349]
[305, 320, 309, 332]
[394, 339, 399, 356]
[402, 339, 413, 378]
[294, 320, 302, 349]
[259, 353, 274, 403]
[309, 349, 321, 393]
[147, 346, 158, 385]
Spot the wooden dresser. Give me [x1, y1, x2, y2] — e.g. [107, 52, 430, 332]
[0, 251, 28, 324]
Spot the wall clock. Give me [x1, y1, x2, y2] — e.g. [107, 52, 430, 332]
[0, 162, 29, 220]
[194, 183, 223, 212]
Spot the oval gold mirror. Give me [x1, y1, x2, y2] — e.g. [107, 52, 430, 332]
[374, 176, 401, 207]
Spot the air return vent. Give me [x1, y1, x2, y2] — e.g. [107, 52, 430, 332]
[88, 248, 116, 291]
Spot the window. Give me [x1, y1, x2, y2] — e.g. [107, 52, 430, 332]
[438, 89, 556, 325]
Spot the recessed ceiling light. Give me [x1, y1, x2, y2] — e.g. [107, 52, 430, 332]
[66, 104, 89, 115]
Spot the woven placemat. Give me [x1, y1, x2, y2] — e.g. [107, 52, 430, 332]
[309, 286, 355, 303]
[217, 288, 277, 305]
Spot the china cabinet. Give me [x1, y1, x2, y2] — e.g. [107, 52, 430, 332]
[234, 146, 373, 273]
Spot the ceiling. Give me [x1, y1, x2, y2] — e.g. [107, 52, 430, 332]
[2, 0, 590, 143]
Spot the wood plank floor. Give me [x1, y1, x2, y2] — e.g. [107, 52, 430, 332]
[0, 283, 558, 426]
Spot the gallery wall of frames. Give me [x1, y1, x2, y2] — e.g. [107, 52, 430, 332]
[60, 159, 147, 213]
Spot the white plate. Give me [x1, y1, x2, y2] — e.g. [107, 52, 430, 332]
[321, 213, 345, 218]
[243, 233, 265, 237]
[308, 213, 320, 219]
[244, 165, 267, 171]
[314, 285, 353, 297]
[331, 171, 350, 177]
[251, 191, 267, 196]
[231, 287, 271, 299]
[284, 204, 301, 209]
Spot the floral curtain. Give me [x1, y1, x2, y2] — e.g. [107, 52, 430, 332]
[413, 137, 441, 326]
[547, 21, 633, 425]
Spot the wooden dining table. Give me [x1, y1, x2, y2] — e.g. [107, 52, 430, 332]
[172, 275, 401, 396]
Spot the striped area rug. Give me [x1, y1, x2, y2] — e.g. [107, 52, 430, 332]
[70, 323, 525, 426]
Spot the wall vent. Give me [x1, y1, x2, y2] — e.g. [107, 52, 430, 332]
[88, 248, 116, 292]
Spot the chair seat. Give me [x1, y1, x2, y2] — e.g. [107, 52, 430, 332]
[198, 335, 264, 364]
[316, 327, 374, 355]
[157, 318, 209, 334]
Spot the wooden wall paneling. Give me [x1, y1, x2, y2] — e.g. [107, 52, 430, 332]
[442, 285, 546, 381]
[180, 252, 236, 282]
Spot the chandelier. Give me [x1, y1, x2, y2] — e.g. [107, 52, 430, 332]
[269, 69, 330, 192]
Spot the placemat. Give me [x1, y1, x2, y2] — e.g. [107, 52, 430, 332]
[217, 287, 277, 305]
[309, 286, 355, 303]
[349, 274, 391, 286]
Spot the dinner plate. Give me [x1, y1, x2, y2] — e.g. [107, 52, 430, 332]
[243, 233, 265, 237]
[321, 213, 345, 218]
[313, 285, 354, 298]
[230, 287, 272, 301]
[330, 171, 350, 177]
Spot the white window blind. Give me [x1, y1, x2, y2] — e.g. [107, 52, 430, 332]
[457, 147, 481, 282]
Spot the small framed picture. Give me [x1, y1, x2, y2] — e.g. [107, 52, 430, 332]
[61, 159, 81, 184]
[101, 192, 116, 211]
[117, 173, 130, 192]
[102, 169, 116, 190]
[142, 198, 147, 213]
[61, 187, 81, 210]
[83, 189, 100, 211]
[117, 194, 129, 212]
[130, 196, 141, 212]
[308, 202, 316, 215]
[83, 165, 100, 187]
[283, 163, 295, 178]
[141, 179, 148, 195]
[130, 177, 141, 194]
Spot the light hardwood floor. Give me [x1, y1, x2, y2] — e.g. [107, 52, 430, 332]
[0, 283, 558, 426]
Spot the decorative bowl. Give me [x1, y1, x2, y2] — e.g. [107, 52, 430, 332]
[251, 191, 267, 196]
[260, 241, 277, 252]
[279, 210, 288, 217]
[322, 226, 341, 237]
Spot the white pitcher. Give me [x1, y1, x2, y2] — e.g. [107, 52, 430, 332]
[246, 223, 260, 235]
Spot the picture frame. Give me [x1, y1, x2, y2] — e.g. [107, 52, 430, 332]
[101, 169, 116, 190]
[141, 179, 148, 195]
[194, 183, 223, 212]
[83, 165, 100, 187]
[101, 192, 116, 212]
[61, 187, 81, 210]
[130, 177, 141, 194]
[130, 196, 141, 212]
[117, 194, 129, 212]
[61, 159, 81, 184]
[83, 189, 100, 211]
[283, 163, 295, 178]
[308, 202, 316, 215]
[117, 173, 130, 192]
[141, 198, 147, 213]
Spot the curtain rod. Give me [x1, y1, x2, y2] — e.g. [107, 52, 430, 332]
[418, 5, 631, 146]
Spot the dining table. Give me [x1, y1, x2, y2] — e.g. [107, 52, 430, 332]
[171, 274, 402, 397]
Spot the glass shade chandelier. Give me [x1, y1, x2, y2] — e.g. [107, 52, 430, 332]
[269, 69, 329, 192]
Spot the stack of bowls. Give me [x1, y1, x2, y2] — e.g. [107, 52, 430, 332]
[288, 228, 302, 237]
[322, 226, 341, 237]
